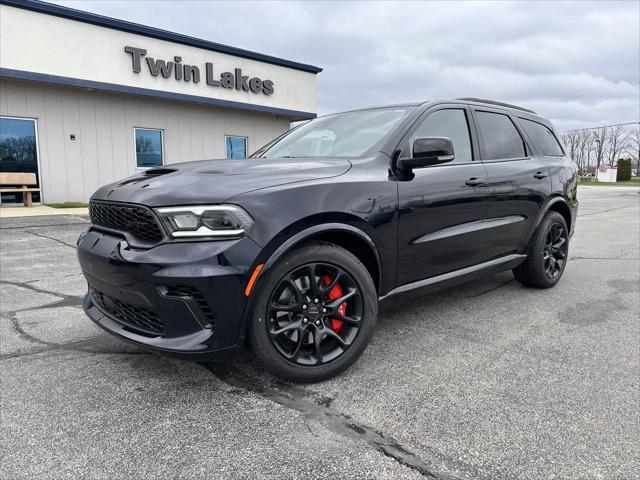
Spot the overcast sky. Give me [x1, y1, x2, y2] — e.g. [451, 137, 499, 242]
[54, 0, 639, 131]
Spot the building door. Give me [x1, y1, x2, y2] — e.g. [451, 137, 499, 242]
[0, 117, 40, 203]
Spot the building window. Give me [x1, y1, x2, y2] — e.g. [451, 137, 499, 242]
[225, 136, 247, 159]
[0, 116, 40, 203]
[135, 128, 164, 168]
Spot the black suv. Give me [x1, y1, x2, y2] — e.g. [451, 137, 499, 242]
[77, 98, 578, 381]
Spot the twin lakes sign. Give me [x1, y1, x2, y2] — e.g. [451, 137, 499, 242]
[124, 45, 275, 95]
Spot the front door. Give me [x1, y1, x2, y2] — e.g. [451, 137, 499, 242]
[0, 117, 40, 203]
[396, 106, 490, 286]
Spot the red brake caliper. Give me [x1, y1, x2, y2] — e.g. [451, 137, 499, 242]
[323, 274, 346, 333]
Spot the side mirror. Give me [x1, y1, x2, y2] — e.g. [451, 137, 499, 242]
[397, 137, 455, 170]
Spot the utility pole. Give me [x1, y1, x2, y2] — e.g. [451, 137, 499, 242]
[595, 138, 602, 181]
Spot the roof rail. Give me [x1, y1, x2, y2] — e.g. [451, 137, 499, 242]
[456, 98, 537, 114]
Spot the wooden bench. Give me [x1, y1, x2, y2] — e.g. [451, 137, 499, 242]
[0, 172, 41, 207]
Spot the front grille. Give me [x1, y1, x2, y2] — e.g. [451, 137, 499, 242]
[89, 201, 163, 243]
[91, 286, 164, 336]
[164, 285, 215, 327]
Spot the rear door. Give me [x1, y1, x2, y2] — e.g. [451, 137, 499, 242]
[472, 108, 551, 258]
[395, 105, 490, 286]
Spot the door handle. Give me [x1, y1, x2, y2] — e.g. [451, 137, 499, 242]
[533, 171, 549, 179]
[465, 177, 487, 186]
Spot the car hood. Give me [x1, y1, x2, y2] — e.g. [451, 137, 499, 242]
[90, 157, 352, 207]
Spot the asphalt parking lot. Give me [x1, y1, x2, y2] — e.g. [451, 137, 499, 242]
[1, 186, 638, 480]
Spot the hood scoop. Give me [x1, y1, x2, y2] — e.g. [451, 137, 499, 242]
[118, 177, 145, 187]
[145, 168, 177, 176]
[117, 168, 176, 187]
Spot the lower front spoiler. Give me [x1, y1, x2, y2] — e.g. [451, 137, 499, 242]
[83, 294, 242, 362]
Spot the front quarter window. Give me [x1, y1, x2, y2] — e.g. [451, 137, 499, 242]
[256, 107, 414, 159]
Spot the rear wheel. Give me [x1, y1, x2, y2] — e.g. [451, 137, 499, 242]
[513, 211, 569, 288]
[249, 242, 377, 382]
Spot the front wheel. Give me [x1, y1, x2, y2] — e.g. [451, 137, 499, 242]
[248, 242, 377, 382]
[513, 211, 569, 288]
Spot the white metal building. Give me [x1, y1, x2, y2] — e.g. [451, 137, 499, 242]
[596, 166, 618, 183]
[0, 0, 321, 203]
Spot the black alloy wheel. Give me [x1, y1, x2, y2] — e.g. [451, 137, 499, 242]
[543, 222, 568, 279]
[513, 210, 570, 288]
[267, 262, 363, 365]
[249, 242, 377, 382]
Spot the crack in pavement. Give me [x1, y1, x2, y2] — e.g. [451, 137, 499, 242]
[25, 229, 77, 249]
[0, 218, 89, 230]
[207, 366, 460, 480]
[570, 256, 640, 261]
[0, 280, 148, 361]
[1, 278, 72, 298]
[0, 278, 84, 314]
[23, 273, 84, 284]
[0, 337, 151, 361]
[578, 204, 639, 217]
[2, 314, 151, 361]
[11, 295, 85, 315]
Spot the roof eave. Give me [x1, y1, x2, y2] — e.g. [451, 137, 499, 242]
[1, 0, 323, 74]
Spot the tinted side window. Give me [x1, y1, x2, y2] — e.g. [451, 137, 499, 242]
[520, 119, 564, 156]
[475, 111, 526, 160]
[410, 109, 473, 163]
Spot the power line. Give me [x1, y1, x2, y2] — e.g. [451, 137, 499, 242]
[557, 121, 639, 133]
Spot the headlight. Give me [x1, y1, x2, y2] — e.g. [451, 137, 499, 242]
[155, 205, 254, 238]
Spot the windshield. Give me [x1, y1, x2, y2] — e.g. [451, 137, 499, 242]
[254, 106, 415, 159]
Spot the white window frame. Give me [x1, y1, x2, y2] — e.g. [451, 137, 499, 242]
[134, 127, 165, 170]
[225, 135, 248, 159]
[0, 115, 43, 204]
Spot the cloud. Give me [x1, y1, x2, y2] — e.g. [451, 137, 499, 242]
[53, 0, 639, 131]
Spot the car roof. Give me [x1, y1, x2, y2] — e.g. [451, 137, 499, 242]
[428, 98, 553, 128]
[317, 98, 553, 129]
[454, 97, 536, 114]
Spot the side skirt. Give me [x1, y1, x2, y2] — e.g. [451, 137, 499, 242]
[379, 253, 526, 301]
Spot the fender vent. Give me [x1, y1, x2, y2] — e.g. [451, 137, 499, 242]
[163, 285, 215, 327]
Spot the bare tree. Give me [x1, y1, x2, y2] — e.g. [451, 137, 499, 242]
[576, 129, 594, 172]
[606, 125, 630, 166]
[566, 130, 584, 171]
[561, 130, 580, 164]
[627, 125, 640, 174]
[592, 127, 608, 172]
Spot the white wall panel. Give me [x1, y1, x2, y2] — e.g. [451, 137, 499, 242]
[94, 95, 115, 187]
[41, 87, 68, 202]
[77, 91, 100, 198]
[0, 78, 289, 203]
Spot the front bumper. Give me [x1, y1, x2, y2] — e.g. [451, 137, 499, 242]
[77, 228, 262, 360]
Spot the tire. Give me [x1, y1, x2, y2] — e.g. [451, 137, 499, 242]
[248, 242, 377, 382]
[513, 211, 569, 288]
